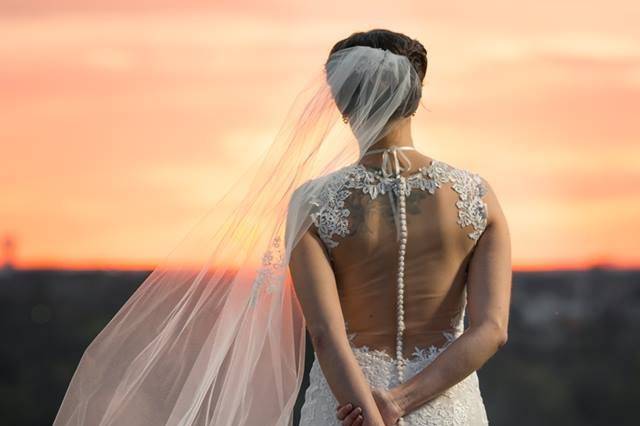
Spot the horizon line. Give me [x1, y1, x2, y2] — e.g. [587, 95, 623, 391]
[3, 260, 639, 274]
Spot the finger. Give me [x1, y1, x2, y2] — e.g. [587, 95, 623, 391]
[345, 406, 363, 425]
[353, 414, 364, 426]
[336, 403, 353, 420]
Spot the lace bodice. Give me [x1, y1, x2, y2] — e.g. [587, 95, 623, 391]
[298, 151, 490, 425]
[311, 159, 488, 358]
[309, 158, 488, 254]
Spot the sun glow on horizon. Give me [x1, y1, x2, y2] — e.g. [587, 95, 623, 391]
[2, 2, 639, 272]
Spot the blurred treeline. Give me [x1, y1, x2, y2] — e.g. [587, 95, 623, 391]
[0, 268, 637, 425]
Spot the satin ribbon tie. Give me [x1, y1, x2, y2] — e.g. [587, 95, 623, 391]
[362, 146, 415, 241]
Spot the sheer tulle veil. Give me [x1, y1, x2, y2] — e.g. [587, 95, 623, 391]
[54, 45, 423, 426]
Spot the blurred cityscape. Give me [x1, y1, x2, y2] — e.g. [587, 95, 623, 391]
[1, 234, 16, 272]
[0, 266, 637, 425]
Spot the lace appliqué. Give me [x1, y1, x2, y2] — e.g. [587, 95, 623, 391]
[248, 236, 285, 307]
[309, 160, 489, 251]
[309, 173, 353, 250]
[343, 319, 461, 367]
[428, 162, 489, 241]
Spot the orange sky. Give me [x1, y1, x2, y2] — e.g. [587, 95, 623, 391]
[1, 1, 639, 270]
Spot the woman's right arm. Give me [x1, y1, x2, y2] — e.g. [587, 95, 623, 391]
[290, 227, 386, 426]
[386, 177, 513, 417]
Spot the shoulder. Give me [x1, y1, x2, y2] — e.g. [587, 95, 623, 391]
[442, 159, 503, 227]
[288, 164, 356, 211]
[287, 165, 356, 249]
[432, 158, 503, 232]
[427, 159, 487, 194]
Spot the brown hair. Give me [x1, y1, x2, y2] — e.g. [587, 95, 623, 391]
[328, 29, 428, 82]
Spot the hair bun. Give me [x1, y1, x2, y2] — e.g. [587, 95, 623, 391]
[403, 40, 428, 81]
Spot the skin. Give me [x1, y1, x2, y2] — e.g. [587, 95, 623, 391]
[290, 227, 387, 426]
[336, 177, 512, 424]
[290, 117, 512, 425]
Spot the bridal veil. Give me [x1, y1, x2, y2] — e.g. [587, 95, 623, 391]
[54, 45, 423, 426]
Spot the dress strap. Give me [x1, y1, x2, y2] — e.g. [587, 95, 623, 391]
[361, 145, 416, 178]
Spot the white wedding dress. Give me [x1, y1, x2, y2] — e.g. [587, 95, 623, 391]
[297, 154, 490, 425]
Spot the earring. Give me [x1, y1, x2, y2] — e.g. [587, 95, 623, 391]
[342, 115, 349, 124]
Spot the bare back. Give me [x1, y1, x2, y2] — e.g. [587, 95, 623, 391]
[307, 152, 489, 359]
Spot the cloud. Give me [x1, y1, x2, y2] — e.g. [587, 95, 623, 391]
[1, 1, 639, 268]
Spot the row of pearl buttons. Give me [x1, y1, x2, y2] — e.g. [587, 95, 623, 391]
[396, 176, 407, 426]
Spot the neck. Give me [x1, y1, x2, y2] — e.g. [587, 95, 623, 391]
[367, 117, 414, 152]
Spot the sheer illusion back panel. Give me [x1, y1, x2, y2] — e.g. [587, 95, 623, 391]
[308, 157, 488, 359]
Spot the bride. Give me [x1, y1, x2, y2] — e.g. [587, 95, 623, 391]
[54, 29, 511, 426]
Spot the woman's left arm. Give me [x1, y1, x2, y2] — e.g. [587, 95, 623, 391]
[381, 177, 512, 416]
[289, 228, 385, 426]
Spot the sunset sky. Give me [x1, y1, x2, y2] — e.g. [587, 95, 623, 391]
[1, 1, 639, 270]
